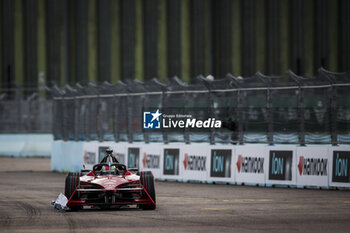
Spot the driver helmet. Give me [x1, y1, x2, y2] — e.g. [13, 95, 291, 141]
[106, 148, 113, 154]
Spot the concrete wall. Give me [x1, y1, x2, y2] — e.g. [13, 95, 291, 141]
[0, 134, 53, 157]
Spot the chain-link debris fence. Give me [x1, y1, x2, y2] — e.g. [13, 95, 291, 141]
[0, 88, 52, 133]
[1, 68, 349, 145]
[46, 68, 350, 145]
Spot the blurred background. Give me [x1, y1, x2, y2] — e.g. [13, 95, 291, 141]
[1, 0, 349, 93]
[0, 0, 349, 146]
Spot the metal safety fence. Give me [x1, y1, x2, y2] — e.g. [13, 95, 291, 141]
[48, 68, 350, 145]
[0, 89, 52, 133]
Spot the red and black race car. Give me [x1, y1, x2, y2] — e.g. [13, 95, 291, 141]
[64, 149, 156, 211]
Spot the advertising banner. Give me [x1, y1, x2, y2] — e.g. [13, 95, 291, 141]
[59, 141, 350, 189]
[162, 145, 183, 180]
[296, 146, 329, 188]
[266, 145, 297, 186]
[127, 147, 140, 169]
[180, 144, 210, 182]
[110, 142, 127, 165]
[83, 142, 127, 170]
[98, 146, 109, 162]
[96, 142, 127, 165]
[83, 141, 99, 170]
[139, 144, 162, 178]
[207, 145, 235, 183]
[329, 146, 350, 188]
[235, 145, 266, 185]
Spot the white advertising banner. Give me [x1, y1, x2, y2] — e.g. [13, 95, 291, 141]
[235, 145, 266, 185]
[83, 142, 128, 170]
[329, 146, 350, 188]
[266, 145, 297, 186]
[57, 141, 350, 189]
[296, 146, 329, 188]
[162, 144, 183, 180]
[139, 143, 163, 178]
[206, 145, 235, 183]
[82, 141, 99, 170]
[109, 142, 127, 165]
[180, 144, 210, 182]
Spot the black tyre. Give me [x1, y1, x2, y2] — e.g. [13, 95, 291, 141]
[139, 171, 156, 210]
[65, 172, 81, 211]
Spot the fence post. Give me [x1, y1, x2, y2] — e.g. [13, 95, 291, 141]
[330, 84, 338, 145]
[62, 98, 67, 141]
[162, 91, 168, 144]
[230, 92, 238, 144]
[267, 88, 273, 145]
[98, 96, 103, 142]
[52, 99, 56, 139]
[298, 87, 305, 146]
[127, 95, 133, 143]
[86, 99, 91, 141]
[74, 97, 79, 141]
[209, 90, 215, 145]
[113, 96, 119, 142]
[17, 95, 22, 132]
[143, 96, 149, 143]
[184, 91, 190, 144]
[237, 90, 244, 144]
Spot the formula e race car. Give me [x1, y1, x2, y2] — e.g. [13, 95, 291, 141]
[64, 149, 156, 211]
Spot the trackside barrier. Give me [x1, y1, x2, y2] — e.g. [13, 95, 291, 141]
[206, 145, 235, 184]
[51, 141, 84, 172]
[328, 146, 350, 188]
[139, 144, 163, 179]
[0, 134, 53, 157]
[162, 144, 183, 181]
[296, 146, 329, 188]
[235, 145, 266, 186]
[51, 141, 350, 189]
[82, 141, 128, 170]
[265, 145, 297, 187]
[178, 145, 209, 182]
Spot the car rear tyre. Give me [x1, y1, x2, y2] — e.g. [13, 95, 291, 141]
[139, 171, 156, 210]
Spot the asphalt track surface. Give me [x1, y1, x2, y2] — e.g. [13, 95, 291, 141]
[0, 157, 350, 233]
